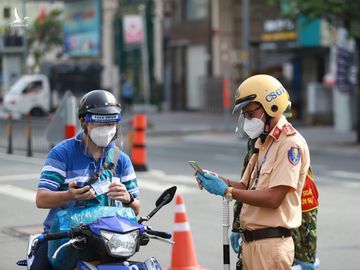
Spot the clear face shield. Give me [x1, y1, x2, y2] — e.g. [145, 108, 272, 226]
[232, 102, 249, 139]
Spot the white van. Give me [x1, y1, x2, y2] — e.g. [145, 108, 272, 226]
[3, 74, 52, 117]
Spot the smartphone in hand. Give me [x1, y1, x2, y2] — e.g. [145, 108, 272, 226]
[76, 182, 89, 189]
[188, 161, 205, 190]
[188, 160, 205, 175]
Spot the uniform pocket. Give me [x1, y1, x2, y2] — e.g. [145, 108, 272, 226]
[256, 166, 273, 189]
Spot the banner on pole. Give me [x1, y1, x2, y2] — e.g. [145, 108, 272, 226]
[123, 15, 143, 44]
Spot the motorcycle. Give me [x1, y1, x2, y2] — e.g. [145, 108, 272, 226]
[17, 186, 177, 270]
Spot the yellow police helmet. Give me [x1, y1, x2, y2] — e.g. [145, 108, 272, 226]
[233, 74, 289, 118]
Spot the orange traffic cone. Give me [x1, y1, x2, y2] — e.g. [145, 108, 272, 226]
[131, 114, 148, 171]
[167, 195, 208, 270]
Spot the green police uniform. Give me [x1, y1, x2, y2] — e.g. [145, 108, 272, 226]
[292, 167, 319, 265]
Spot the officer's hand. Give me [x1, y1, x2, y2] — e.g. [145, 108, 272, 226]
[193, 169, 221, 189]
[107, 182, 131, 203]
[196, 172, 227, 196]
[230, 232, 240, 254]
[68, 181, 96, 201]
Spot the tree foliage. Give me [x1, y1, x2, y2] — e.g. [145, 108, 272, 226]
[270, 0, 360, 142]
[27, 8, 63, 71]
[269, 0, 360, 38]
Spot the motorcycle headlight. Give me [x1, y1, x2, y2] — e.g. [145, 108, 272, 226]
[100, 230, 139, 257]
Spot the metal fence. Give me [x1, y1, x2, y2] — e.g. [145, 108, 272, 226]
[0, 116, 51, 154]
[0, 116, 134, 156]
[199, 76, 235, 113]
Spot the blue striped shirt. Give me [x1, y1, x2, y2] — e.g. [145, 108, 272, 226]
[38, 132, 139, 231]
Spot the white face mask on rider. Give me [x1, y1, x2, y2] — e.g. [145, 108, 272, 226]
[89, 126, 117, 147]
[243, 114, 265, 139]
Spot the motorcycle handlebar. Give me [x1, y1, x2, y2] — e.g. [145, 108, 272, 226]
[39, 231, 70, 241]
[145, 229, 172, 239]
[38, 227, 84, 242]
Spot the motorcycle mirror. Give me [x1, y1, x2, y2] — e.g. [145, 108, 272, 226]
[155, 186, 177, 207]
[139, 186, 177, 224]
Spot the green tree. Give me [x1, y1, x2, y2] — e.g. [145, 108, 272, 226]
[28, 8, 63, 72]
[270, 0, 360, 142]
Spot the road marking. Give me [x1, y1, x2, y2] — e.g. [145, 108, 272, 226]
[316, 175, 360, 188]
[0, 184, 36, 202]
[329, 170, 360, 181]
[4, 168, 359, 202]
[138, 170, 197, 193]
[0, 152, 44, 165]
[0, 171, 198, 203]
[139, 180, 196, 194]
[0, 174, 39, 182]
[138, 169, 197, 184]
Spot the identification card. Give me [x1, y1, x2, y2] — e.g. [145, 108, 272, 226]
[91, 180, 110, 195]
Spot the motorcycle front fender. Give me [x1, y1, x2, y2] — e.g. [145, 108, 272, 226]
[76, 257, 162, 270]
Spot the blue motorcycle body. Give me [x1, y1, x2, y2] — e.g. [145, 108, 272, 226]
[17, 186, 177, 270]
[77, 257, 162, 270]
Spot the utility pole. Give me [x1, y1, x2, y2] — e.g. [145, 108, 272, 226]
[102, 0, 119, 93]
[139, 4, 151, 110]
[153, 0, 163, 85]
[211, 0, 220, 77]
[242, 0, 250, 78]
[22, 0, 28, 74]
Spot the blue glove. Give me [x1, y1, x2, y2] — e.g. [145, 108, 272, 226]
[294, 259, 315, 270]
[196, 172, 227, 196]
[230, 232, 240, 253]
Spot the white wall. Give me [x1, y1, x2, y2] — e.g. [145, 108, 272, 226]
[186, 45, 207, 110]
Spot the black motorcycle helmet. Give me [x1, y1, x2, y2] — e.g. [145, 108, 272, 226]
[78, 90, 121, 119]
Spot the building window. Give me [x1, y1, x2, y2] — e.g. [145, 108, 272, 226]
[186, 0, 208, 21]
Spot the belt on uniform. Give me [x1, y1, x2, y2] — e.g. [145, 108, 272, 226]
[240, 227, 292, 242]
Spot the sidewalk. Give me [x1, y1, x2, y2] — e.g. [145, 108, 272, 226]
[138, 111, 360, 156]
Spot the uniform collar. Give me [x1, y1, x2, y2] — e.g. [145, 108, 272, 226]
[269, 115, 288, 141]
[255, 115, 288, 148]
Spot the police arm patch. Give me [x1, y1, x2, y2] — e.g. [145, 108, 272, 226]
[288, 147, 301, 165]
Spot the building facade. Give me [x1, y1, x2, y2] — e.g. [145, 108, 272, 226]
[161, 0, 339, 123]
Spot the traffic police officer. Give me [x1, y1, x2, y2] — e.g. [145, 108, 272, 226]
[231, 103, 319, 270]
[196, 74, 310, 269]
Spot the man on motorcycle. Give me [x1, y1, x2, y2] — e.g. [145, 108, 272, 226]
[31, 90, 140, 270]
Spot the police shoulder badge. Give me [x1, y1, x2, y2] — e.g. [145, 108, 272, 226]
[288, 147, 301, 165]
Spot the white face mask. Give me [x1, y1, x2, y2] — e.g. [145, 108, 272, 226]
[243, 114, 265, 139]
[89, 126, 117, 147]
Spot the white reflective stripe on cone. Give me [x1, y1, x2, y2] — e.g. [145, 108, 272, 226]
[175, 204, 186, 213]
[173, 222, 190, 232]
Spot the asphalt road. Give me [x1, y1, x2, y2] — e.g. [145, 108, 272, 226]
[0, 133, 359, 269]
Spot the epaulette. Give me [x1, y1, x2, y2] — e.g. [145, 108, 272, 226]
[272, 126, 282, 140]
[282, 123, 297, 136]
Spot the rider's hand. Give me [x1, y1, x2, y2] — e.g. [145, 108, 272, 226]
[230, 232, 240, 254]
[107, 182, 131, 203]
[68, 181, 96, 201]
[196, 172, 228, 196]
